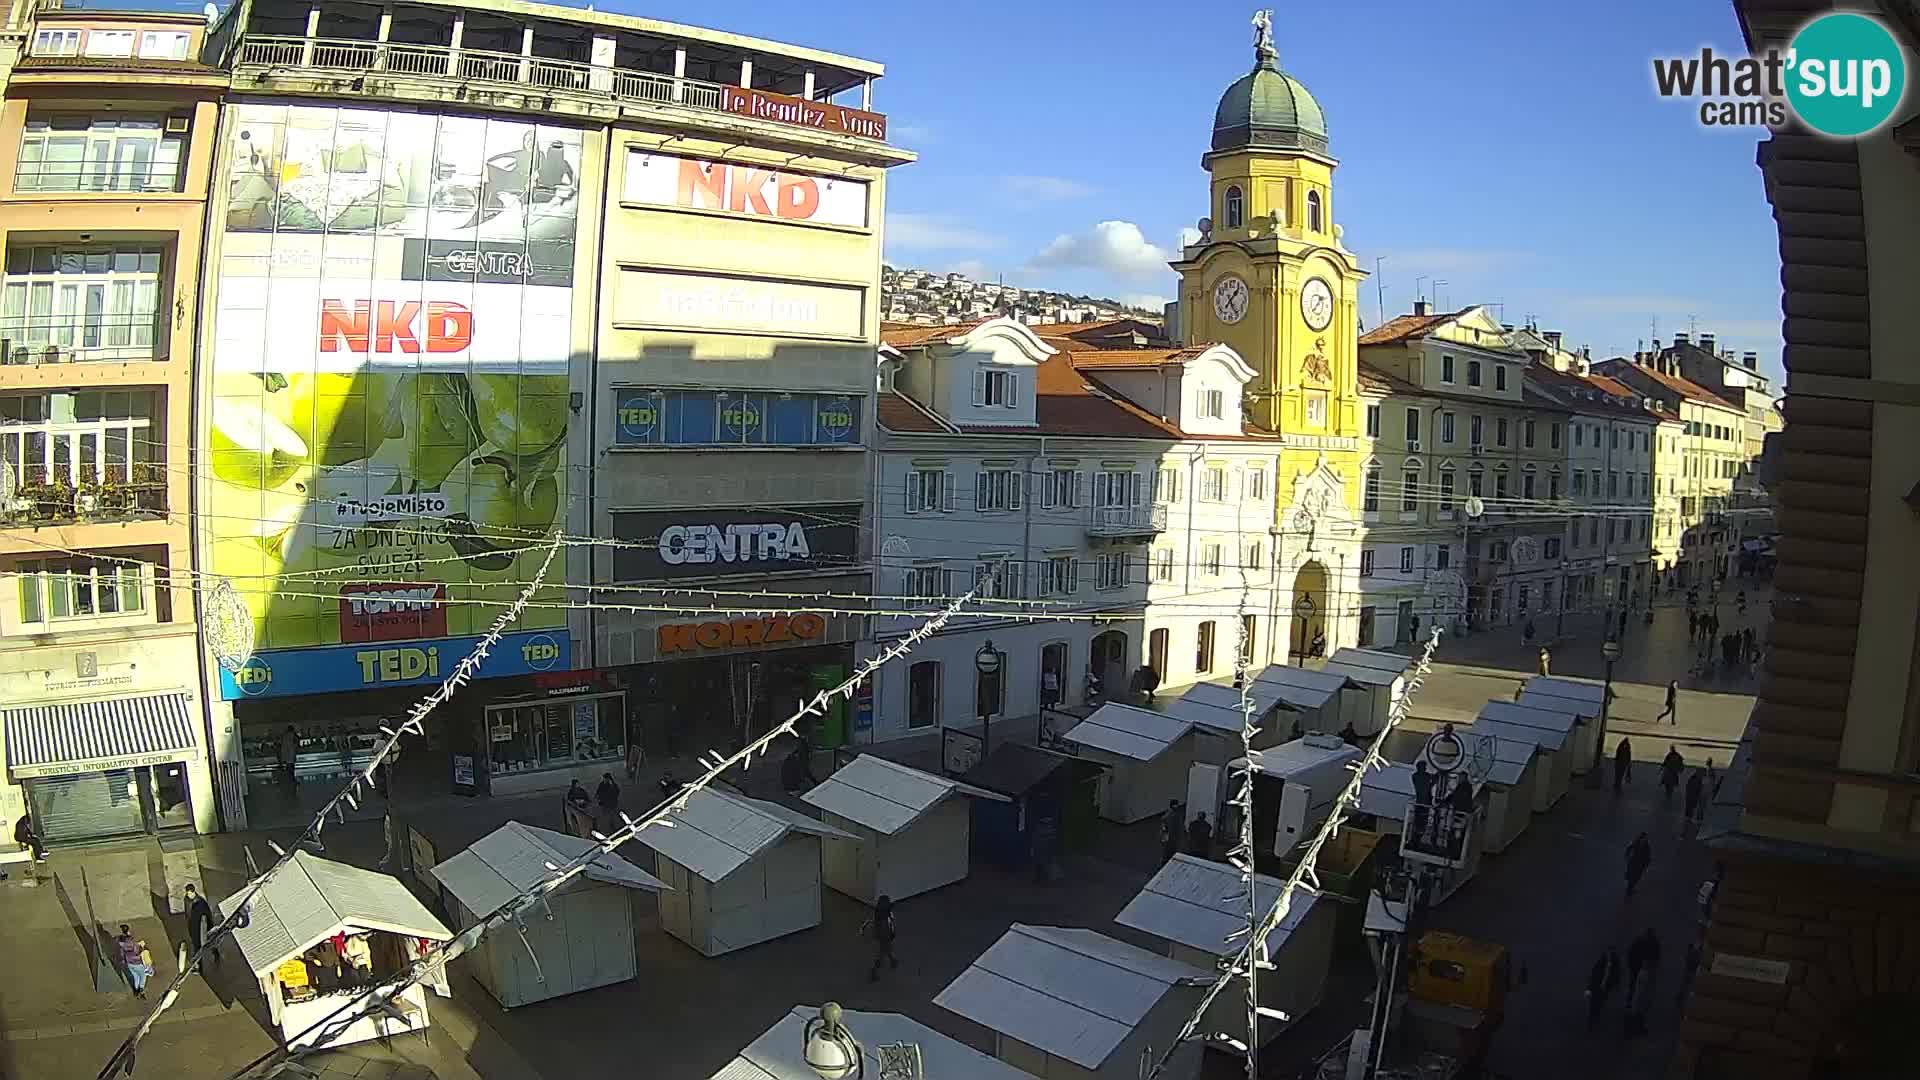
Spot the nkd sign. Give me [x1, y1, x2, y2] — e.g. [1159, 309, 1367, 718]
[624, 150, 869, 228]
[611, 504, 859, 582]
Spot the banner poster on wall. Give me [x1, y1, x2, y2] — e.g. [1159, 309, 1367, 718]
[208, 103, 579, 689]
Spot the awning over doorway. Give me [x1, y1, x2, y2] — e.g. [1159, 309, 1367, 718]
[3, 691, 197, 779]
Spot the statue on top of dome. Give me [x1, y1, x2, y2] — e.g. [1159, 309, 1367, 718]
[1252, 9, 1277, 63]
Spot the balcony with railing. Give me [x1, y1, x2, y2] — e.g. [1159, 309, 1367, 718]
[232, 34, 891, 146]
[1086, 503, 1167, 538]
[1, 315, 165, 365]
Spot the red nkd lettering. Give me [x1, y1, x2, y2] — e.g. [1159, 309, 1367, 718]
[319, 300, 473, 354]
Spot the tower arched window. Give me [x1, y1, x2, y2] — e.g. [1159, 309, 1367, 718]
[1224, 186, 1244, 229]
[1306, 190, 1324, 232]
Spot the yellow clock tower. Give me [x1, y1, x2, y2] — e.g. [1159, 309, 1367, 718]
[1171, 11, 1371, 659]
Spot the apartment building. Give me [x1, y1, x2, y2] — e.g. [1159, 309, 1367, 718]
[1357, 304, 1571, 634]
[1659, 331, 1782, 549]
[863, 318, 1166, 745]
[1592, 352, 1748, 585]
[1525, 363, 1658, 614]
[192, 0, 908, 824]
[1587, 372, 1688, 581]
[1671, 3, 1917, 1076]
[0, 6, 226, 843]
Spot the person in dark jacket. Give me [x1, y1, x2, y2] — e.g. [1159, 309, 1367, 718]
[595, 773, 620, 814]
[1160, 800, 1184, 864]
[1410, 760, 1436, 842]
[14, 811, 45, 861]
[1587, 948, 1620, 1029]
[1660, 748, 1685, 803]
[1684, 769, 1707, 824]
[1656, 680, 1679, 725]
[184, 883, 216, 960]
[1624, 832, 1653, 898]
[1613, 738, 1633, 793]
[1187, 812, 1214, 859]
[864, 895, 898, 981]
[1626, 928, 1663, 1019]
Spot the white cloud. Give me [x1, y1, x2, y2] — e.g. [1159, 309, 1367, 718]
[1177, 226, 1203, 249]
[1122, 293, 1172, 312]
[1028, 220, 1175, 280]
[885, 213, 1002, 252]
[1000, 175, 1095, 202]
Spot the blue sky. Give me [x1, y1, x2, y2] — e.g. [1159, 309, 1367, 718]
[620, 0, 1786, 381]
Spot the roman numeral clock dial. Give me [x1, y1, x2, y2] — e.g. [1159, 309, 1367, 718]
[1212, 275, 1249, 325]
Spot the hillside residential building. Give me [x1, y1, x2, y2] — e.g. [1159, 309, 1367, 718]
[1592, 352, 1749, 586]
[1672, 2, 1918, 1075]
[0, 6, 226, 841]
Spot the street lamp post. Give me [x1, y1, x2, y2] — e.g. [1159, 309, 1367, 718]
[804, 1002, 863, 1079]
[975, 640, 1002, 759]
[1587, 638, 1624, 787]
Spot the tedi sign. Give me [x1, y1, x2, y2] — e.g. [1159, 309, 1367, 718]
[612, 504, 860, 582]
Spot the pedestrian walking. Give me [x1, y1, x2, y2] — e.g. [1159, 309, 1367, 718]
[117, 925, 152, 998]
[1660, 748, 1684, 803]
[1187, 811, 1214, 859]
[1160, 800, 1184, 864]
[1656, 680, 1679, 724]
[1537, 646, 1551, 677]
[1684, 769, 1706, 823]
[863, 895, 899, 981]
[185, 883, 215, 959]
[1624, 832, 1652, 898]
[595, 772, 621, 815]
[280, 724, 300, 789]
[1679, 940, 1703, 1006]
[1626, 928, 1663, 1022]
[1613, 737, 1633, 793]
[1586, 948, 1620, 1029]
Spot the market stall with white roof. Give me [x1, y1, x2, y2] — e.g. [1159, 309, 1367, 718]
[935, 923, 1209, 1080]
[218, 851, 453, 1050]
[712, 1004, 1037, 1080]
[1240, 735, 1364, 866]
[1154, 692, 1261, 760]
[801, 754, 1009, 905]
[1168, 681, 1293, 748]
[1519, 676, 1606, 770]
[1317, 647, 1412, 736]
[1424, 731, 1539, 854]
[1061, 703, 1206, 824]
[1478, 700, 1580, 808]
[634, 788, 853, 957]
[428, 821, 666, 1008]
[1470, 711, 1570, 811]
[1115, 853, 1334, 1047]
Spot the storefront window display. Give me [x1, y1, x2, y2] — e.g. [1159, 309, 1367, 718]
[484, 691, 624, 777]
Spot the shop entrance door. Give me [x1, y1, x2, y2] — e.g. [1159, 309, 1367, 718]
[142, 763, 193, 832]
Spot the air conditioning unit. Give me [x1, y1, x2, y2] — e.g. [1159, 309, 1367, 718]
[1407, 439, 1422, 453]
[1469, 444, 1484, 456]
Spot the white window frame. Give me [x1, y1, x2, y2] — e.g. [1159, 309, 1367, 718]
[903, 467, 951, 514]
[1362, 468, 1380, 513]
[31, 29, 80, 56]
[1400, 469, 1419, 512]
[971, 368, 1018, 409]
[907, 660, 941, 730]
[1199, 466, 1228, 502]
[2, 243, 166, 359]
[1151, 548, 1175, 583]
[138, 31, 191, 61]
[1153, 467, 1183, 504]
[1305, 392, 1327, 426]
[1095, 551, 1130, 591]
[15, 557, 149, 625]
[1400, 546, 1415, 573]
[972, 555, 1023, 600]
[1359, 549, 1375, 577]
[1441, 411, 1455, 444]
[1200, 541, 1223, 577]
[1039, 554, 1079, 597]
[1093, 469, 1140, 509]
[1199, 388, 1225, 419]
[1245, 467, 1266, 501]
[975, 467, 1023, 512]
[1040, 467, 1079, 510]
[0, 390, 155, 487]
[1365, 403, 1380, 437]
[903, 561, 949, 598]
[1404, 407, 1420, 444]
[83, 30, 136, 58]
[1244, 540, 1264, 571]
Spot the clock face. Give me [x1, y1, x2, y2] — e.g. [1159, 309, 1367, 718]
[1212, 275, 1250, 325]
[1300, 278, 1334, 331]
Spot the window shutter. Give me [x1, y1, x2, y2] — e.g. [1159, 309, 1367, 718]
[904, 471, 921, 514]
[974, 471, 987, 510]
[1073, 471, 1085, 509]
[1130, 471, 1144, 507]
[1009, 470, 1024, 510]
[941, 470, 955, 512]
[1069, 559, 1080, 592]
[971, 370, 987, 406]
[1005, 373, 1019, 409]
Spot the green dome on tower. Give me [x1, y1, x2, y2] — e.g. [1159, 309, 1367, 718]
[1211, 30, 1327, 156]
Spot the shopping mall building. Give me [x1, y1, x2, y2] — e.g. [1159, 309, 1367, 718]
[188, 0, 906, 827]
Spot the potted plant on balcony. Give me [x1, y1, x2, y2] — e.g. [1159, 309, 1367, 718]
[131, 462, 166, 513]
[75, 465, 101, 518]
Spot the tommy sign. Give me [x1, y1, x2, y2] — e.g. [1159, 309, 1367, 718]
[611, 505, 859, 582]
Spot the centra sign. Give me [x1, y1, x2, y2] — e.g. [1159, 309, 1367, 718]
[660, 521, 811, 566]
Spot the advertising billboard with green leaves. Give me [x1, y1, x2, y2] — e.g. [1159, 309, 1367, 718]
[208, 103, 579, 697]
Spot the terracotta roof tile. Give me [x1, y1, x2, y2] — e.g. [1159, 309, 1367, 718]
[876, 390, 955, 434]
[1357, 310, 1468, 346]
[1019, 355, 1181, 439]
[1599, 360, 1742, 412]
[1356, 361, 1421, 396]
[1065, 347, 1205, 370]
[879, 320, 987, 347]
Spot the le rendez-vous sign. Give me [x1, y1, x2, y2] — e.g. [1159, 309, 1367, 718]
[718, 85, 887, 142]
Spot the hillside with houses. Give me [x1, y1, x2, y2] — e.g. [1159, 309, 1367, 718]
[881, 265, 1166, 326]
